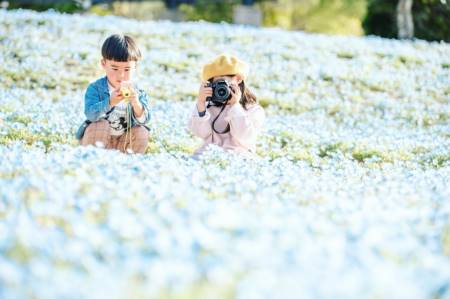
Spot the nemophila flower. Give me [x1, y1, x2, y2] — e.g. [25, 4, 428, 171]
[0, 9, 449, 299]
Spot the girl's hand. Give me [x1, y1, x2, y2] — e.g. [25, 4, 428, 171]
[197, 81, 212, 112]
[110, 89, 124, 107]
[227, 83, 241, 106]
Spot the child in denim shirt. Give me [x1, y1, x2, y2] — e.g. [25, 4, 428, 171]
[76, 34, 150, 154]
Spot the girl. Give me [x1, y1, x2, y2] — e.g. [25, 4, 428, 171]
[188, 54, 265, 156]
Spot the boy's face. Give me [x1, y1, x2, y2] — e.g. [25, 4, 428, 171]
[101, 59, 136, 88]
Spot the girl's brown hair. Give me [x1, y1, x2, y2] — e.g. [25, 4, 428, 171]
[238, 81, 257, 110]
[209, 76, 258, 110]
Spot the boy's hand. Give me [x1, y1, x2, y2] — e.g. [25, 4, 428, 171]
[127, 88, 144, 118]
[124, 86, 138, 106]
[197, 81, 212, 112]
[129, 90, 140, 106]
[110, 89, 124, 107]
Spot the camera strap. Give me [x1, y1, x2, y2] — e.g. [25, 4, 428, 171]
[210, 102, 230, 134]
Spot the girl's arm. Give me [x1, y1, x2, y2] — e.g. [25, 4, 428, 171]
[189, 82, 213, 139]
[225, 104, 265, 149]
[188, 105, 212, 139]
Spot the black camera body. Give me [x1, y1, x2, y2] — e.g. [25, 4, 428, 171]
[206, 80, 232, 105]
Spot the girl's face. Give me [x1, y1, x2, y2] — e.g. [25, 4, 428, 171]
[101, 59, 136, 88]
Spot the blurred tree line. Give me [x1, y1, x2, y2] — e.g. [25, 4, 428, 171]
[3, 0, 449, 41]
[364, 0, 449, 42]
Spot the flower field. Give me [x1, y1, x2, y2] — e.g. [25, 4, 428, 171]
[0, 9, 449, 299]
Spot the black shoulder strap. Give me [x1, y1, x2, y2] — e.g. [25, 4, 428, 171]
[211, 104, 230, 134]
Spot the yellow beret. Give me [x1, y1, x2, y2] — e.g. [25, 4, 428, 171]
[202, 54, 249, 81]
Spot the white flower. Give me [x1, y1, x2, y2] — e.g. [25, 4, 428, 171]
[0, 8, 449, 299]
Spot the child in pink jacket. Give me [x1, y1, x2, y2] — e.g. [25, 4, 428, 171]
[188, 54, 265, 155]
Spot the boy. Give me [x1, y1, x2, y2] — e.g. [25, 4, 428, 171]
[76, 34, 150, 154]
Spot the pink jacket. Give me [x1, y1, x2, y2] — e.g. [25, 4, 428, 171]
[188, 103, 265, 155]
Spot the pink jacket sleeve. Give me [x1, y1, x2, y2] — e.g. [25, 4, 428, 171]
[188, 105, 212, 139]
[225, 103, 265, 149]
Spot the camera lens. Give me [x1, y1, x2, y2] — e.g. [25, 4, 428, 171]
[214, 85, 230, 102]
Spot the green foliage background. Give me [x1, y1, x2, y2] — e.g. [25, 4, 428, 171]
[260, 0, 366, 35]
[6, 0, 82, 12]
[179, 0, 366, 35]
[180, 0, 237, 23]
[363, 0, 450, 42]
[5, 0, 450, 41]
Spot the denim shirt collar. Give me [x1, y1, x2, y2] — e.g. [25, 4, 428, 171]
[97, 76, 110, 97]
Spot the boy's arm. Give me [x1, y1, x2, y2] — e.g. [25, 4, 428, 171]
[84, 84, 110, 122]
[131, 89, 151, 125]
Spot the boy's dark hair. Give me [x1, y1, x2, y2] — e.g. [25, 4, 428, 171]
[101, 34, 142, 62]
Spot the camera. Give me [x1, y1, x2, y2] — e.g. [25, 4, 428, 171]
[206, 80, 232, 105]
[121, 86, 131, 98]
[120, 82, 132, 98]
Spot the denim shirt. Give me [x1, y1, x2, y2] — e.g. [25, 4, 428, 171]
[76, 76, 151, 140]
